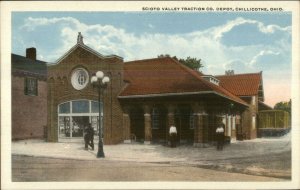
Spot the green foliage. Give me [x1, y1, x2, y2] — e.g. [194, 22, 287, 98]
[157, 54, 203, 71]
[274, 99, 291, 114]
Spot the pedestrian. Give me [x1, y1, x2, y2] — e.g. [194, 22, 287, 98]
[169, 125, 177, 148]
[84, 123, 94, 150]
[216, 124, 225, 150]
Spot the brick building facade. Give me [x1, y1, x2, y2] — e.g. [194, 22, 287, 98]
[118, 58, 249, 146]
[13, 33, 270, 145]
[12, 48, 47, 140]
[47, 39, 124, 144]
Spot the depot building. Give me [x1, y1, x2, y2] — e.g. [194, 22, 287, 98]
[12, 33, 270, 146]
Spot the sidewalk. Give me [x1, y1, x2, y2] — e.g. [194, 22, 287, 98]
[12, 133, 291, 178]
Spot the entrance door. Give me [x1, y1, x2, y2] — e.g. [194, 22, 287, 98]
[72, 116, 89, 137]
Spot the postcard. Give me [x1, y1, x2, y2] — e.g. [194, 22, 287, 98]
[1, 1, 299, 189]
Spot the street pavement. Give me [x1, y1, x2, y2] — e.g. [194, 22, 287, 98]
[11, 132, 291, 179]
[12, 155, 285, 182]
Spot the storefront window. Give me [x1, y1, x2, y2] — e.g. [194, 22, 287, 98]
[91, 116, 99, 136]
[72, 100, 89, 113]
[59, 116, 70, 138]
[59, 102, 70, 113]
[58, 100, 102, 139]
[91, 101, 102, 113]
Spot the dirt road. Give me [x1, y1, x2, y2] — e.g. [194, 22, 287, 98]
[12, 155, 287, 182]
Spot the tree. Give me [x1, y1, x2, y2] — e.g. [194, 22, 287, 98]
[274, 99, 291, 114]
[157, 54, 203, 71]
[178, 56, 203, 71]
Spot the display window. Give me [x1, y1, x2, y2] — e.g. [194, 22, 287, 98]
[58, 100, 102, 139]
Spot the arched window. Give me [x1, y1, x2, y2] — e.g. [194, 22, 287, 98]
[58, 100, 103, 139]
[59, 102, 70, 113]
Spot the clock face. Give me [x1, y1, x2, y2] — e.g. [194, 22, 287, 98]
[71, 68, 89, 90]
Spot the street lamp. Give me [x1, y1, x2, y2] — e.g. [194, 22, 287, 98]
[91, 71, 110, 158]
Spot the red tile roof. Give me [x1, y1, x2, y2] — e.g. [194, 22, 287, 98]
[216, 73, 262, 96]
[120, 57, 248, 106]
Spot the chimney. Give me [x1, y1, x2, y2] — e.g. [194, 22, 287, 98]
[225, 70, 234, 75]
[26, 47, 36, 60]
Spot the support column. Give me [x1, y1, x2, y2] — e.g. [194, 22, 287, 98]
[203, 114, 209, 145]
[231, 116, 236, 141]
[236, 113, 243, 140]
[123, 107, 131, 143]
[166, 105, 175, 144]
[167, 105, 175, 126]
[193, 104, 208, 147]
[144, 105, 152, 144]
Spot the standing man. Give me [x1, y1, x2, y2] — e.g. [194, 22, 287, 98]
[216, 124, 225, 150]
[84, 123, 94, 150]
[169, 125, 177, 148]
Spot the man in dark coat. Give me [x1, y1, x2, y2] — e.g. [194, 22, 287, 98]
[169, 125, 177, 148]
[216, 124, 225, 150]
[84, 124, 94, 150]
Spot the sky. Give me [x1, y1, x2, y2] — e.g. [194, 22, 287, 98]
[12, 12, 292, 107]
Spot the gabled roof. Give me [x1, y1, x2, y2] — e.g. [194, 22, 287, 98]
[51, 43, 123, 65]
[11, 54, 47, 76]
[119, 57, 248, 106]
[216, 72, 263, 97]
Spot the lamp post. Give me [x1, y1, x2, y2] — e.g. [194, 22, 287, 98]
[91, 71, 110, 158]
